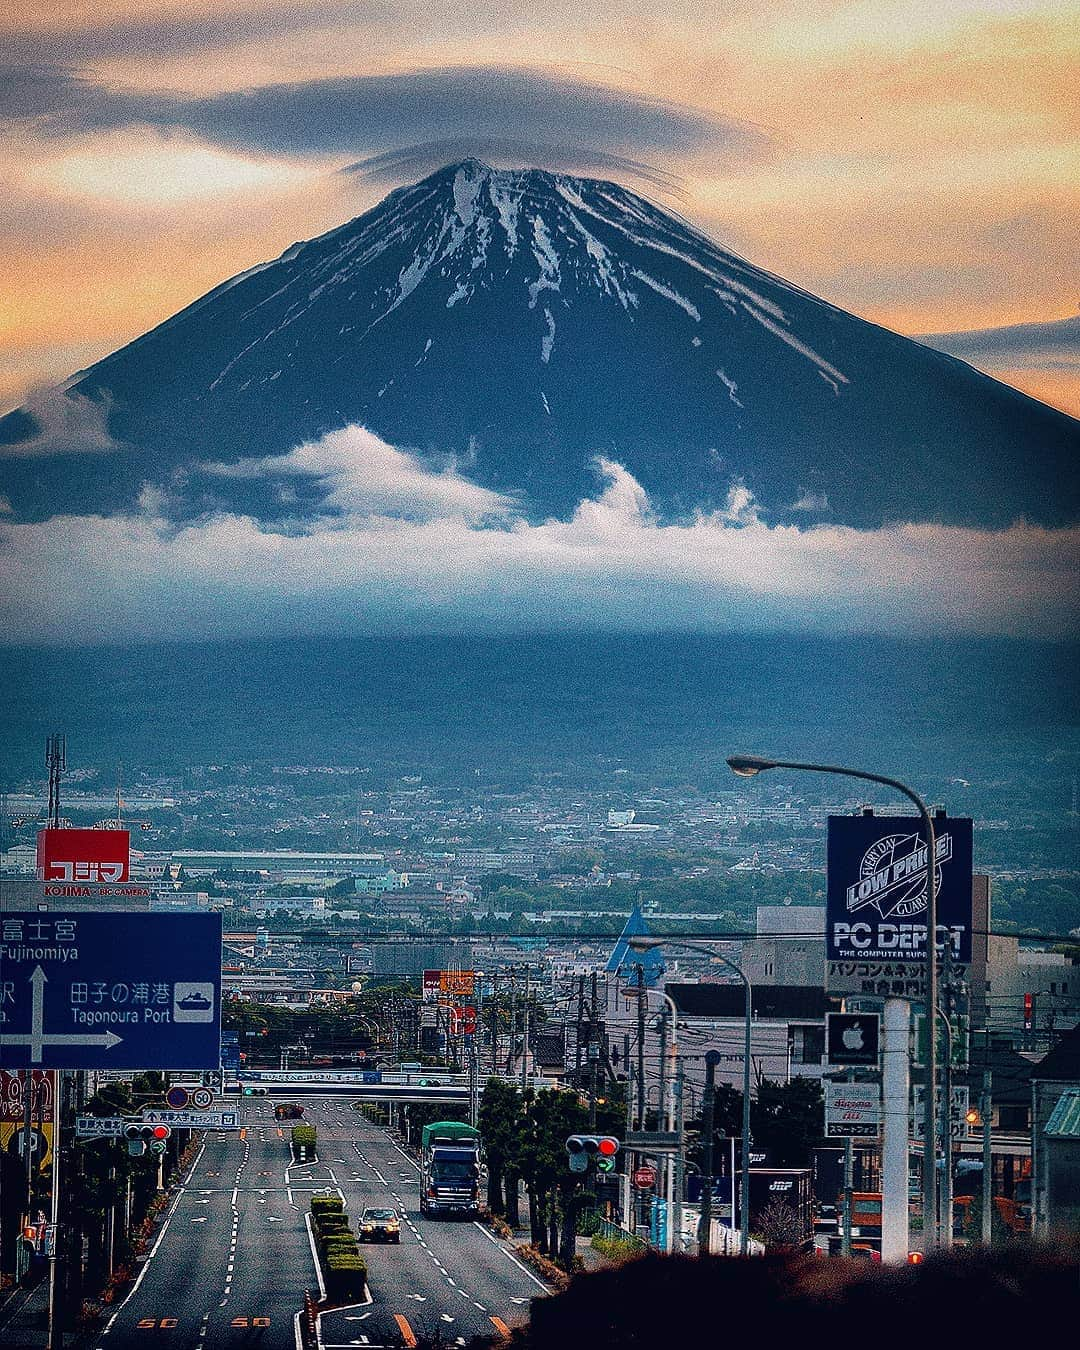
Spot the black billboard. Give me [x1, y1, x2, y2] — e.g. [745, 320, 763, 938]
[826, 1012, 881, 1067]
[826, 814, 973, 964]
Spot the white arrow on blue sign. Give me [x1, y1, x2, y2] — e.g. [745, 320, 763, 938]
[0, 911, 222, 1070]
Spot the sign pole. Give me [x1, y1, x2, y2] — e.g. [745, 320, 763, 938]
[45, 1070, 61, 1350]
[22, 1069, 34, 1224]
[881, 999, 910, 1262]
[842, 1068, 854, 1257]
[699, 1050, 719, 1255]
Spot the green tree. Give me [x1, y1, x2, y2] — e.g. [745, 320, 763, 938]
[751, 1077, 824, 1167]
[478, 1078, 526, 1221]
[518, 1089, 588, 1264]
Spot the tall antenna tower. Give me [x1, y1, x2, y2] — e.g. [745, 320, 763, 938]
[45, 733, 66, 829]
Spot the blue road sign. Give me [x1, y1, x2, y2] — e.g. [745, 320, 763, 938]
[0, 911, 221, 1070]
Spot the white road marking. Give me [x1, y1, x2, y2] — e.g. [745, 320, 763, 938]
[471, 1220, 549, 1290]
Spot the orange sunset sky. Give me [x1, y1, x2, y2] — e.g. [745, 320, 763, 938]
[2, 0, 1078, 417]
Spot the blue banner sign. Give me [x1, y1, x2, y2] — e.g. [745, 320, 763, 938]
[826, 815, 973, 964]
[0, 911, 221, 1070]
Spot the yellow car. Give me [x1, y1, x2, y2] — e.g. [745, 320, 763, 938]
[359, 1207, 401, 1243]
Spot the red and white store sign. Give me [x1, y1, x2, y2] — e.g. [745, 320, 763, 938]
[36, 828, 130, 883]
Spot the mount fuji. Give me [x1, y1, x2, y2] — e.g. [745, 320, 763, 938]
[2, 159, 1077, 528]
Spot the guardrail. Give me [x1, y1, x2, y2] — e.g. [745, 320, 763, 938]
[591, 1217, 647, 1251]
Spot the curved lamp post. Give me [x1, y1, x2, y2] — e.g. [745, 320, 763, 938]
[630, 935, 753, 1256]
[727, 753, 940, 1252]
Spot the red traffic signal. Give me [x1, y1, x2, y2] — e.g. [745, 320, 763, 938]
[123, 1122, 171, 1141]
[566, 1134, 620, 1157]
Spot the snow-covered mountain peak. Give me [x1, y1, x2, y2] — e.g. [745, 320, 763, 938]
[1, 161, 1076, 531]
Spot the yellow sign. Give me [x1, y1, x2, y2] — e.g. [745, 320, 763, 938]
[1, 1120, 53, 1171]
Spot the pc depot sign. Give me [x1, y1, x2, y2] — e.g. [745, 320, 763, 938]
[826, 815, 973, 998]
[0, 911, 221, 1070]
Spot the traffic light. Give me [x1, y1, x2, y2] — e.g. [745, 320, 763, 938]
[123, 1122, 171, 1156]
[596, 1136, 619, 1173]
[965, 1106, 981, 1128]
[565, 1135, 620, 1173]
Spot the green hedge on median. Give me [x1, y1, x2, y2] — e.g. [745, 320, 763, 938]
[292, 1124, 317, 1150]
[310, 1197, 367, 1304]
[324, 1252, 368, 1303]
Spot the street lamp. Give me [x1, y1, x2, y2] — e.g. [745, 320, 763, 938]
[629, 935, 753, 1256]
[727, 753, 940, 1252]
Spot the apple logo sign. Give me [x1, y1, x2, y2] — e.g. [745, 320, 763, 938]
[842, 1024, 864, 1051]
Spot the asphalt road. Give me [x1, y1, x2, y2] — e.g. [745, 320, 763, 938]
[303, 1100, 547, 1348]
[96, 1098, 547, 1350]
[98, 1104, 318, 1350]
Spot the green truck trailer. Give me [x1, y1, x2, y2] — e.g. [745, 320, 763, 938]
[420, 1122, 482, 1218]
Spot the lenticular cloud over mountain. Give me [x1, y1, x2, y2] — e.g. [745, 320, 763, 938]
[1, 161, 1077, 642]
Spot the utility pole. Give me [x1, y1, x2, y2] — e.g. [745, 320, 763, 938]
[507, 967, 517, 1074]
[940, 945, 955, 1249]
[490, 985, 499, 1078]
[635, 966, 645, 1126]
[841, 1067, 854, 1256]
[45, 1069, 62, 1350]
[574, 976, 585, 1079]
[700, 1050, 719, 1255]
[671, 1056, 685, 1254]
[657, 1008, 668, 1130]
[588, 1041, 599, 1131]
[468, 1036, 479, 1127]
[521, 965, 530, 1090]
[981, 1027, 993, 1245]
[23, 1069, 34, 1223]
[635, 964, 646, 1234]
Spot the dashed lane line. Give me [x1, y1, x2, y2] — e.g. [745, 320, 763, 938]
[97, 1139, 207, 1343]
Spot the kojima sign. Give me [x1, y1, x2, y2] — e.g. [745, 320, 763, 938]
[827, 815, 973, 964]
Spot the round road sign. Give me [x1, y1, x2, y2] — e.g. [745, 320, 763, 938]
[190, 1087, 214, 1109]
[633, 1166, 657, 1189]
[165, 1086, 190, 1109]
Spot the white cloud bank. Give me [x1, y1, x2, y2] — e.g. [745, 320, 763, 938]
[0, 425, 1076, 644]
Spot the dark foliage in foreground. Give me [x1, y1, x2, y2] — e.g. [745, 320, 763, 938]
[416, 1245, 1080, 1350]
